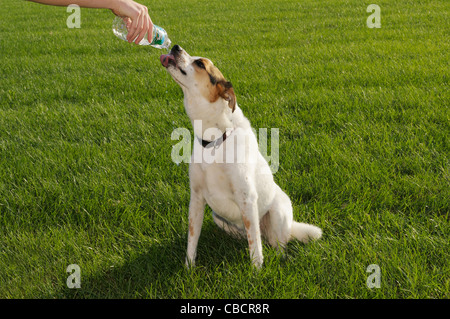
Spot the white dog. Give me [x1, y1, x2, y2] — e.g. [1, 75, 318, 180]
[161, 45, 322, 268]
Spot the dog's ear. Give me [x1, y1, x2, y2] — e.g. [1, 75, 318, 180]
[217, 80, 236, 113]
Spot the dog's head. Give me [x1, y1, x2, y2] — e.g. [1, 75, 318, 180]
[160, 45, 236, 113]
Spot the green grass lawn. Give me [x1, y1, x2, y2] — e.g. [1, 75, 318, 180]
[0, 0, 448, 298]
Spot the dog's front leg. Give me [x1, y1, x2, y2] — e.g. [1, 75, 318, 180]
[239, 189, 263, 269]
[185, 188, 205, 268]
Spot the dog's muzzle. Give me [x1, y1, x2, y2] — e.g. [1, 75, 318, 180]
[160, 45, 183, 68]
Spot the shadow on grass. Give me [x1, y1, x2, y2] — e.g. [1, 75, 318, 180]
[60, 222, 249, 298]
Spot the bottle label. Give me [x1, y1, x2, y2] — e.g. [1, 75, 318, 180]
[152, 26, 166, 46]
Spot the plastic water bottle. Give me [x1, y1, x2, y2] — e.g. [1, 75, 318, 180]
[112, 16, 171, 50]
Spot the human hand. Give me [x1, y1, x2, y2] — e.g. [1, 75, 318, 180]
[110, 0, 153, 44]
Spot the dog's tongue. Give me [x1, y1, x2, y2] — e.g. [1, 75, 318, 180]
[160, 54, 175, 67]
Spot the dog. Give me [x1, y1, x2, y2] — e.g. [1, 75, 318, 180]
[161, 45, 322, 268]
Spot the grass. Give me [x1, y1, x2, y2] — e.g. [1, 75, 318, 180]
[0, 0, 449, 298]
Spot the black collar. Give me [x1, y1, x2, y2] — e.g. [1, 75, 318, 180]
[198, 130, 232, 149]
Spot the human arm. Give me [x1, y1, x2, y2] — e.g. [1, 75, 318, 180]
[26, 0, 153, 44]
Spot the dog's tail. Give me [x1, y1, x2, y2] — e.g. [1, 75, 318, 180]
[290, 221, 322, 243]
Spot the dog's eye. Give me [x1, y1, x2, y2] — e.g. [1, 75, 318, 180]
[194, 60, 205, 69]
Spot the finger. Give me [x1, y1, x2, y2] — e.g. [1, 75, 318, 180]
[134, 12, 147, 44]
[125, 17, 131, 29]
[147, 16, 154, 43]
[127, 14, 142, 43]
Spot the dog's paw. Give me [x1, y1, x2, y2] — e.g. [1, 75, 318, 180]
[185, 257, 196, 269]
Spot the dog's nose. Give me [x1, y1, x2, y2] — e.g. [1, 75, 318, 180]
[170, 44, 183, 55]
